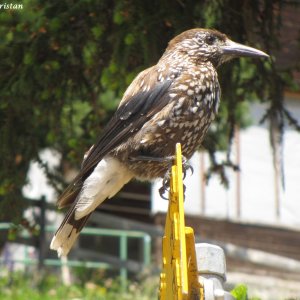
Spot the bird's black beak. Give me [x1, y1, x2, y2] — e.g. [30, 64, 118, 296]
[221, 39, 269, 59]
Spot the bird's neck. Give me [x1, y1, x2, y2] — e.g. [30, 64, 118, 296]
[159, 48, 197, 66]
[158, 48, 214, 72]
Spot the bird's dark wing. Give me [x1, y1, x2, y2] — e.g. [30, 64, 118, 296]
[82, 79, 173, 174]
[57, 78, 173, 208]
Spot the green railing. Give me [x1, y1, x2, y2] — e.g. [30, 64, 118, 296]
[0, 223, 151, 290]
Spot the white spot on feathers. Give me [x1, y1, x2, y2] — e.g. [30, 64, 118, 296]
[191, 106, 198, 114]
[157, 120, 166, 127]
[178, 84, 188, 91]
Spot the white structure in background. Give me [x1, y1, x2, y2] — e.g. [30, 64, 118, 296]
[22, 148, 61, 202]
[152, 95, 300, 229]
[1, 149, 61, 271]
[23, 149, 60, 224]
[22, 148, 62, 227]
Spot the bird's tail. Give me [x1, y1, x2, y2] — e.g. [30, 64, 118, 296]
[50, 206, 91, 257]
[50, 156, 133, 257]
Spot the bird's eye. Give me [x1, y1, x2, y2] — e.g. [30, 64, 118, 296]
[206, 35, 216, 45]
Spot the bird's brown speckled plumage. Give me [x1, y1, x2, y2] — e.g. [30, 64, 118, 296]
[50, 28, 268, 257]
[112, 62, 220, 179]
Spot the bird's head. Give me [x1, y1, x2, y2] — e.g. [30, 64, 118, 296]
[166, 28, 269, 67]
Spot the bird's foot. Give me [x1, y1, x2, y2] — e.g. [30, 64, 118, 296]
[159, 173, 170, 200]
[129, 154, 192, 175]
[129, 155, 173, 200]
[181, 156, 194, 179]
[129, 154, 192, 200]
[158, 173, 188, 200]
[129, 155, 173, 164]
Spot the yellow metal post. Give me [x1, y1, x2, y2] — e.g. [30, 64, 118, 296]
[159, 143, 203, 300]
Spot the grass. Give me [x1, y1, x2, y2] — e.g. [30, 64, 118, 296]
[0, 269, 158, 300]
[0, 269, 266, 300]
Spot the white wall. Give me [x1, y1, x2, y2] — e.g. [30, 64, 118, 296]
[152, 97, 300, 229]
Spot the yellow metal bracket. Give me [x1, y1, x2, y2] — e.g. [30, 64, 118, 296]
[159, 143, 204, 300]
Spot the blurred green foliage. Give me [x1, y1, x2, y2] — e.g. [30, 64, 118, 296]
[231, 284, 249, 300]
[231, 284, 264, 300]
[0, 271, 269, 300]
[0, 0, 299, 226]
[0, 270, 158, 300]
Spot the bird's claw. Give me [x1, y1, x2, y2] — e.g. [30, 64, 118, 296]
[182, 156, 193, 179]
[159, 172, 170, 200]
[130, 154, 192, 199]
[183, 183, 186, 195]
[159, 155, 193, 179]
[158, 155, 193, 200]
[159, 185, 169, 200]
[159, 175, 187, 201]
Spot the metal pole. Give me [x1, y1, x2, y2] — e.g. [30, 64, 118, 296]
[119, 234, 128, 292]
[200, 151, 206, 214]
[38, 196, 46, 269]
[235, 126, 241, 220]
[143, 235, 151, 266]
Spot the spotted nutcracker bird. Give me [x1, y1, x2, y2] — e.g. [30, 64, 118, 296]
[50, 28, 268, 256]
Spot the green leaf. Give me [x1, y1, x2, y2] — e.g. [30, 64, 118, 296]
[124, 33, 135, 45]
[113, 10, 124, 24]
[108, 62, 118, 74]
[231, 284, 248, 300]
[49, 18, 61, 32]
[99, 90, 118, 110]
[91, 25, 103, 39]
[23, 52, 33, 65]
[6, 31, 13, 42]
